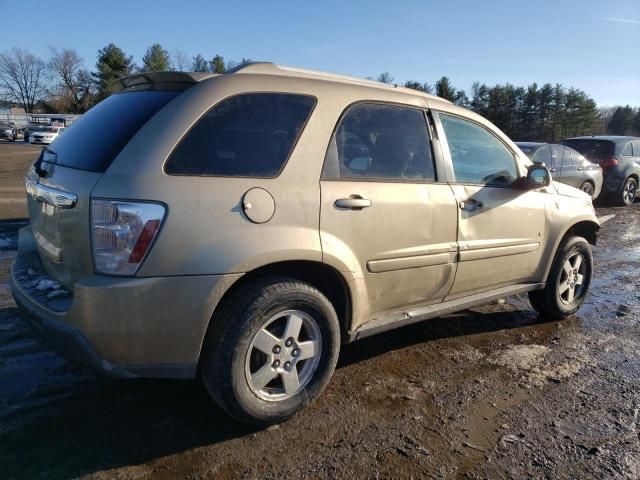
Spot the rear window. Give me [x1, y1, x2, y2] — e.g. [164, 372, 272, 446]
[562, 139, 614, 162]
[44, 91, 179, 172]
[516, 145, 538, 156]
[165, 93, 316, 177]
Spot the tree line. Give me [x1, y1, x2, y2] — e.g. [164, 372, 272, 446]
[0, 43, 248, 114]
[1, 43, 639, 141]
[375, 72, 640, 141]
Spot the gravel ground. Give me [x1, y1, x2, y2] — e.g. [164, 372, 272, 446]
[0, 142, 639, 479]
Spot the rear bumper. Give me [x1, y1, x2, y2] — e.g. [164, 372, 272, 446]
[9, 226, 242, 378]
[585, 171, 603, 199]
[11, 271, 133, 377]
[601, 170, 626, 194]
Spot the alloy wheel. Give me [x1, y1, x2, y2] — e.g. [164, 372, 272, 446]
[558, 252, 586, 305]
[580, 182, 594, 197]
[245, 310, 322, 401]
[623, 180, 636, 205]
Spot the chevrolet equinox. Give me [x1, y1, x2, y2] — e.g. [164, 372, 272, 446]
[11, 63, 600, 425]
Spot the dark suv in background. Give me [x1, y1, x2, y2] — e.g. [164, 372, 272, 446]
[562, 136, 640, 206]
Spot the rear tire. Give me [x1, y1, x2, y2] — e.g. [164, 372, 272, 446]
[200, 276, 340, 426]
[579, 181, 595, 199]
[617, 177, 637, 206]
[528, 236, 592, 319]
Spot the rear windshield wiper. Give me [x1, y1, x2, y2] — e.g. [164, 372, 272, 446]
[34, 147, 57, 177]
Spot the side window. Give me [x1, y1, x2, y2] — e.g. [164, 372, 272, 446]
[633, 141, 640, 156]
[551, 146, 565, 167]
[165, 93, 316, 177]
[533, 146, 552, 166]
[621, 142, 633, 157]
[325, 103, 435, 181]
[439, 114, 518, 186]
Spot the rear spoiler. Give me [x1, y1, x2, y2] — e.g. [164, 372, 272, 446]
[112, 71, 216, 92]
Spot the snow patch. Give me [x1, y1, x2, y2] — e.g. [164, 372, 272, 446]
[35, 279, 62, 291]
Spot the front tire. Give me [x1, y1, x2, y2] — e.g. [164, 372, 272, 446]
[200, 277, 340, 426]
[529, 236, 592, 319]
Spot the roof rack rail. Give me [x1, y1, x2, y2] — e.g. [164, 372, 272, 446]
[227, 61, 398, 90]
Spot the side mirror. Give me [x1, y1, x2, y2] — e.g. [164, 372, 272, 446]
[526, 164, 551, 189]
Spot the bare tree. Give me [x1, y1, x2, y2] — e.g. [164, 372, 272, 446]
[0, 48, 49, 113]
[172, 48, 190, 71]
[376, 72, 395, 84]
[48, 47, 93, 113]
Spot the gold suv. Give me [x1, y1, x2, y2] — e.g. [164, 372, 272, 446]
[11, 63, 599, 425]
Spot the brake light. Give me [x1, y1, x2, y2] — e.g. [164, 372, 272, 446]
[91, 200, 165, 275]
[599, 158, 619, 168]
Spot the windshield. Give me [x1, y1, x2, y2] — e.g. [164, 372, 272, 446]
[44, 90, 180, 172]
[562, 139, 614, 161]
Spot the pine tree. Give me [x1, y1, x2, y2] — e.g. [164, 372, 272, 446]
[92, 43, 134, 99]
[404, 80, 433, 93]
[608, 106, 635, 135]
[191, 54, 209, 72]
[209, 55, 225, 73]
[141, 43, 171, 72]
[435, 76, 457, 102]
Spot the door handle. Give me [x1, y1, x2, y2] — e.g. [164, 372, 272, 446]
[459, 199, 483, 212]
[335, 196, 372, 210]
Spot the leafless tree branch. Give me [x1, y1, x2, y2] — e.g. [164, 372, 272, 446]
[0, 48, 49, 113]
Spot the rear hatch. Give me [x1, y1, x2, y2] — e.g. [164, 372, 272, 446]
[562, 139, 614, 163]
[27, 88, 182, 290]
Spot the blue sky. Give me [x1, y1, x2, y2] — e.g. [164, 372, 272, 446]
[1, 0, 639, 106]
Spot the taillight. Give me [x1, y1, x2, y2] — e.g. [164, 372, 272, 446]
[599, 158, 619, 168]
[91, 199, 165, 275]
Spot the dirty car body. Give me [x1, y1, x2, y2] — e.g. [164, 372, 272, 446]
[10, 64, 600, 424]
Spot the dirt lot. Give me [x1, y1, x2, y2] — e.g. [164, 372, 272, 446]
[0, 142, 639, 479]
[0, 143, 41, 220]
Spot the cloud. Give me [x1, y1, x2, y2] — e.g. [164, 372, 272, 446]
[602, 17, 640, 25]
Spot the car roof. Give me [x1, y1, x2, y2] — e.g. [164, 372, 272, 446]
[515, 141, 547, 148]
[564, 135, 639, 143]
[115, 62, 452, 108]
[228, 62, 446, 100]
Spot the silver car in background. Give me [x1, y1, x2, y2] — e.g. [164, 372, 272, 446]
[516, 142, 603, 200]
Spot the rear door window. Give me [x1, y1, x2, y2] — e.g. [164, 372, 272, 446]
[44, 91, 180, 172]
[165, 93, 316, 177]
[323, 103, 436, 181]
[633, 141, 640, 156]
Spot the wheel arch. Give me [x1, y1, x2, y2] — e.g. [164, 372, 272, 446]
[542, 219, 599, 282]
[198, 260, 353, 362]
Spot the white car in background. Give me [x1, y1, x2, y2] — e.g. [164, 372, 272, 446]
[30, 126, 66, 145]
